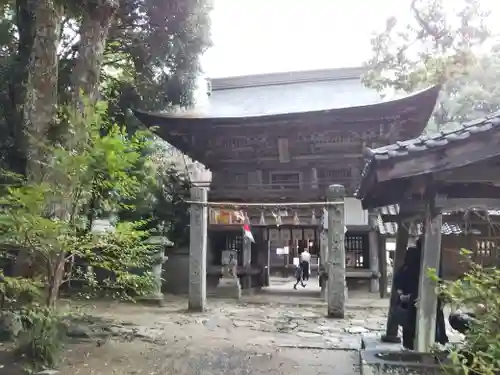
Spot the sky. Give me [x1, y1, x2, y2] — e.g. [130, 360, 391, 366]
[202, 0, 500, 78]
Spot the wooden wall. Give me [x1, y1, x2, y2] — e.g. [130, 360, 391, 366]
[441, 235, 500, 280]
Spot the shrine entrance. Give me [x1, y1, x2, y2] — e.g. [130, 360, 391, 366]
[207, 207, 325, 291]
[264, 226, 320, 278]
[187, 185, 350, 318]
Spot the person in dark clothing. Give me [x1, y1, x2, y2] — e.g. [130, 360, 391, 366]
[293, 263, 305, 289]
[449, 311, 476, 334]
[393, 240, 449, 350]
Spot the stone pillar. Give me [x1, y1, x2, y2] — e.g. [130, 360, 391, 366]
[327, 184, 346, 318]
[368, 211, 380, 293]
[188, 187, 208, 311]
[319, 230, 328, 300]
[415, 199, 442, 352]
[382, 218, 409, 343]
[146, 235, 168, 306]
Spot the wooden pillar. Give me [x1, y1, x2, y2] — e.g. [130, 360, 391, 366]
[378, 235, 388, 298]
[368, 211, 380, 293]
[381, 218, 409, 342]
[243, 238, 252, 290]
[327, 184, 346, 318]
[311, 167, 318, 189]
[188, 187, 208, 311]
[415, 198, 442, 352]
[264, 239, 271, 287]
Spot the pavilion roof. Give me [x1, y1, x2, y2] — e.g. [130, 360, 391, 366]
[133, 84, 440, 125]
[132, 85, 441, 166]
[356, 111, 500, 209]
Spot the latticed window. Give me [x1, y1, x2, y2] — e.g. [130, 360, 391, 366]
[345, 234, 369, 268]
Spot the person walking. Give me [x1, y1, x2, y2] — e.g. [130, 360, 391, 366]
[293, 262, 305, 289]
[300, 248, 311, 281]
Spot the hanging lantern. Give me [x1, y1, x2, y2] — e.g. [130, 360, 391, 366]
[293, 212, 300, 225]
[310, 210, 317, 225]
[259, 211, 266, 225]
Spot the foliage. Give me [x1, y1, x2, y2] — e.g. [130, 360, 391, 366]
[0, 0, 207, 368]
[0, 0, 212, 171]
[362, 0, 497, 130]
[104, 0, 213, 115]
[434, 249, 500, 375]
[0, 102, 155, 307]
[119, 140, 191, 245]
[0, 273, 43, 308]
[16, 306, 66, 371]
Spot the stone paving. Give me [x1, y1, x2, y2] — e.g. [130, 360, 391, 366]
[83, 293, 391, 351]
[52, 281, 463, 374]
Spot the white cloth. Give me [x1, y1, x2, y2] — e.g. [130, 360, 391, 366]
[300, 251, 311, 263]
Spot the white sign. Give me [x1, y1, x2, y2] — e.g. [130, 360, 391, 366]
[276, 247, 290, 255]
[293, 257, 300, 266]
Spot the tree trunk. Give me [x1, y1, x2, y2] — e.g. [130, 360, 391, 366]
[70, 0, 120, 107]
[2, 0, 36, 175]
[12, 0, 62, 277]
[23, 0, 62, 180]
[47, 252, 66, 308]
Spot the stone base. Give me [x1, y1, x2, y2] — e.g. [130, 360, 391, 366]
[215, 277, 241, 300]
[381, 334, 402, 344]
[137, 294, 165, 307]
[362, 332, 401, 351]
[360, 349, 448, 375]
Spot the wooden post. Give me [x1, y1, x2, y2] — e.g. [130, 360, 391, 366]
[264, 240, 271, 287]
[188, 187, 208, 311]
[368, 211, 380, 293]
[415, 198, 442, 352]
[381, 218, 409, 342]
[327, 184, 346, 318]
[378, 235, 388, 298]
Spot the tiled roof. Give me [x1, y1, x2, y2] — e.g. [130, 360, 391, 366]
[375, 204, 498, 236]
[356, 111, 500, 201]
[376, 214, 462, 235]
[367, 111, 500, 161]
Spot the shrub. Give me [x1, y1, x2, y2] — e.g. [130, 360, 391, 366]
[16, 307, 66, 371]
[437, 249, 500, 375]
[0, 274, 43, 308]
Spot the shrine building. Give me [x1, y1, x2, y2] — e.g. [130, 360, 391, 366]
[134, 67, 440, 293]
